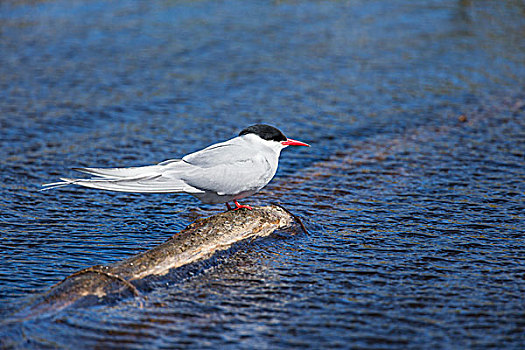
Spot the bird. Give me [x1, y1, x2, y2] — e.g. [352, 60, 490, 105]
[42, 124, 310, 210]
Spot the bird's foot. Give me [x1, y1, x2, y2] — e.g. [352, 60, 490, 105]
[225, 201, 253, 211]
[232, 200, 253, 211]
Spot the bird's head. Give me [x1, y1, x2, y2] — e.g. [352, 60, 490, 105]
[239, 124, 310, 150]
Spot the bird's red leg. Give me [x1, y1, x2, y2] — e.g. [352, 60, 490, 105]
[233, 200, 253, 210]
[226, 202, 232, 211]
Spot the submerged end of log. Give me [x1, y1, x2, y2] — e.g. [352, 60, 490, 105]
[16, 205, 302, 319]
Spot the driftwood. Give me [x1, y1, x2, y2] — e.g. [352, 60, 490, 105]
[18, 205, 301, 318]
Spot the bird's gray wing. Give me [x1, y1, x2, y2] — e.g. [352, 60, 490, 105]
[181, 140, 251, 168]
[181, 143, 273, 195]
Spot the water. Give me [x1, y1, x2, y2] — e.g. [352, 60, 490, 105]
[1, 0, 524, 348]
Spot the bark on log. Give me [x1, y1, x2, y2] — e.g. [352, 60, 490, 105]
[19, 205, 300, 318]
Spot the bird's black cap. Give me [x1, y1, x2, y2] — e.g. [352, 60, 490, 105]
[239, 124, 287, 142]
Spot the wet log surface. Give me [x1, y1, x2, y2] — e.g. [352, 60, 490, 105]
[19, 205, 300, 318]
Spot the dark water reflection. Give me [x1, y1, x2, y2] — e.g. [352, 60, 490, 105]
[1, 0, 524, 348]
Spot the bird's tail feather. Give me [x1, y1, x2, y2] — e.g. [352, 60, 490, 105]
[41, 175, 199, 193]
[41, 160, 203, 194]
[71, 163, 169, 178]
[40, 180, 77, 191]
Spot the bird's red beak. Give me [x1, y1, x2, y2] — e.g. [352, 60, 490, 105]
[281, 138, 310, 147]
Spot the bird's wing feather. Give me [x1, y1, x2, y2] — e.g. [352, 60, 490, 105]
[42, 160, 204, 194]
[72, 159, 181, 178]
[55, 174, 204, 193]
[179, 138, 277, 195]
[182, 139, 254, 168]
[181, 154, 274, 195]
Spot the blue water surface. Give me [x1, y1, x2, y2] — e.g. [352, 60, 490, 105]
[1, 0, 524, 348]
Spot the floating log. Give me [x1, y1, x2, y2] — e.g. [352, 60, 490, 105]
[18, 205, 301, 318]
